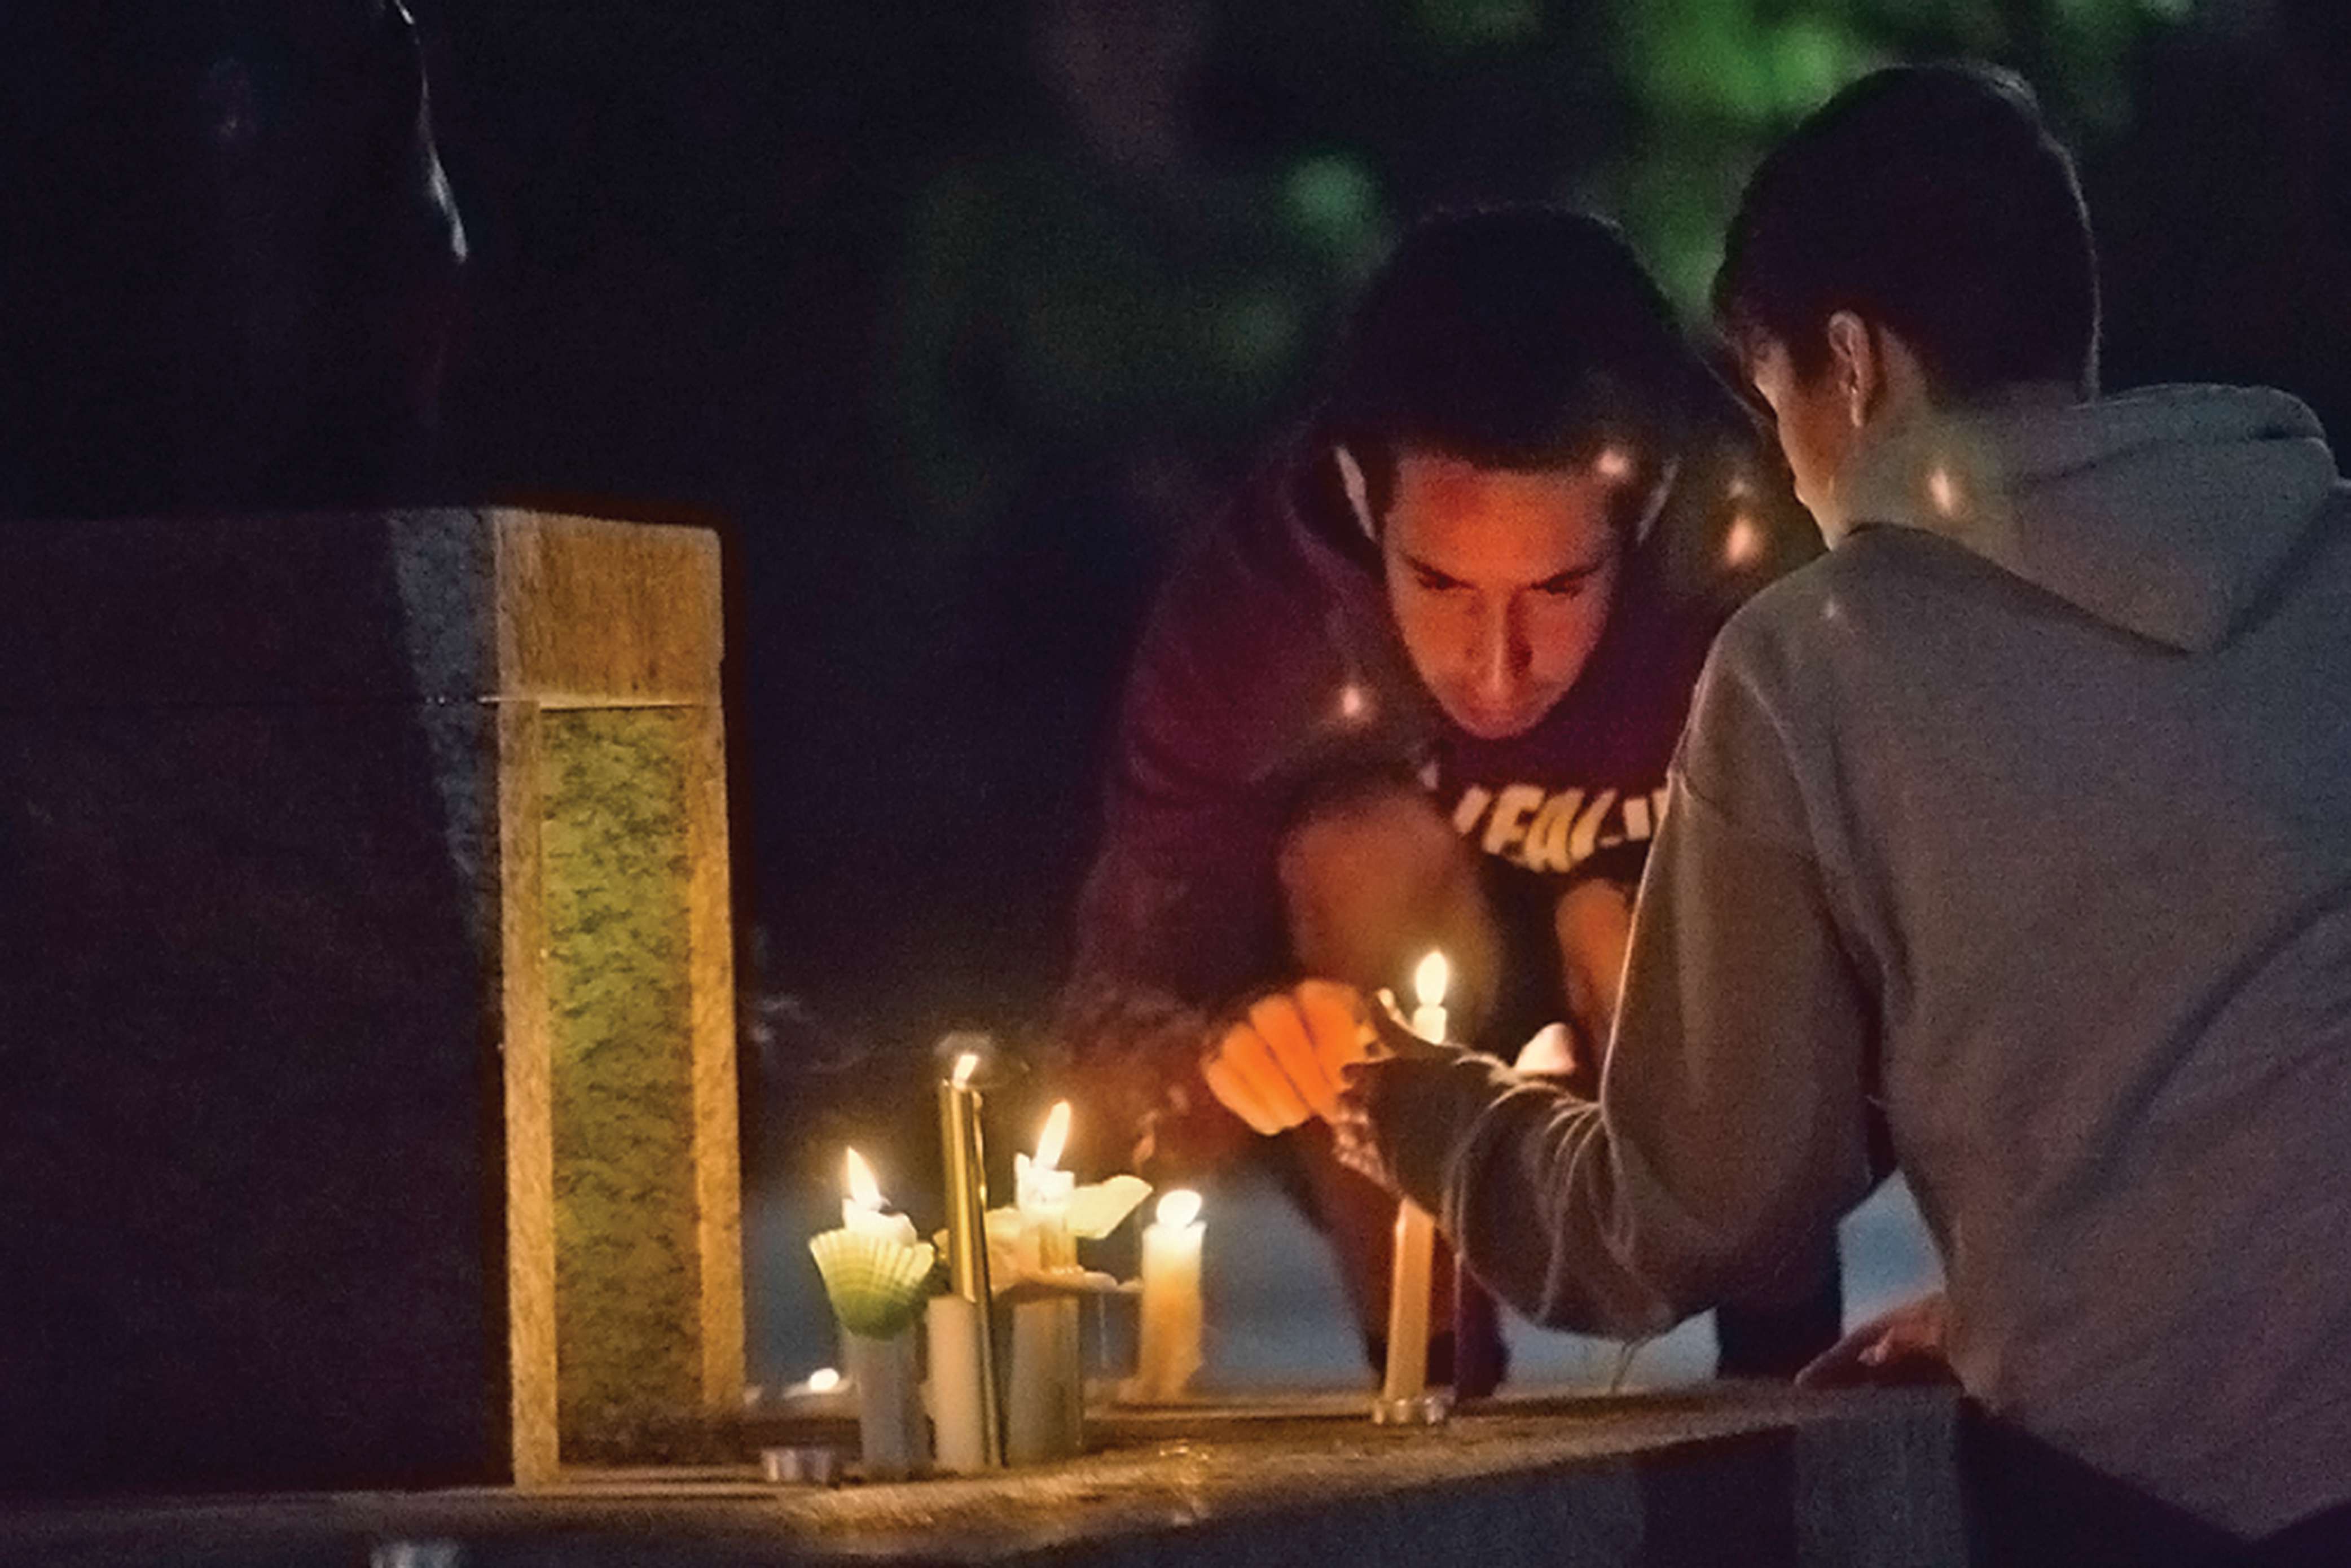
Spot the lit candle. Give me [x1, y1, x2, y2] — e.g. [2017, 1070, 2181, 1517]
[1014, 1100, 1077, 1214]
[842, 1147, 919, 1244]
[1410, 950, 1449, 1044]
[1379, 1206, 1439, 1416]
[1007, 1100, 1083, 1463]
[829, 1148, 928, 1479]
[1129, 1188, 1205, 1403]
[929, 1043, 1005, 1470]
[1376, 953, 1449, 1424]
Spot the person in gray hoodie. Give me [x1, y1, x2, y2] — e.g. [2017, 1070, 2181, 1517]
[1205, 63, 2351, 1563]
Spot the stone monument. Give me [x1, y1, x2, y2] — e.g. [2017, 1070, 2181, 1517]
[0, 509, 744, 1493]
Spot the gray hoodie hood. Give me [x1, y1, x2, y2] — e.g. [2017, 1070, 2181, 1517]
[1836, 384, 2339, 652]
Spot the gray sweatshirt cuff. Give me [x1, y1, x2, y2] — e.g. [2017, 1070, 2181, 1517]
[1356, 1049, 1524, 1217]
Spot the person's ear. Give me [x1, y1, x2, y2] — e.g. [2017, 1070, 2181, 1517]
[1824, 310, 1881, 428]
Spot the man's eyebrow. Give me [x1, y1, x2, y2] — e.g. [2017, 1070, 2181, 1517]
[1401, 551, 1465, 586]
[1531, 552, 1616, 590]
[1403, 549, 1615, 590]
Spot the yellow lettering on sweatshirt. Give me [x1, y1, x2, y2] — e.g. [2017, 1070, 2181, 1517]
[1482, 784, 1546, 859]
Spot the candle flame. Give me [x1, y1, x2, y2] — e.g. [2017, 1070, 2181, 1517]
[843, 1147, 885, 1210]
[951, 1050, 979, 1088]
[805, 1367, 842, 1394]
[1034, 1100, 1072, 1171]
[1414, 950, 1450, 1008]
[1157, 1188, 1202, 1229]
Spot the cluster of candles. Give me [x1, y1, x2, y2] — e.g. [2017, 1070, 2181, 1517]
[808, 951, 1454, 1479]
[808, 1043, 1205, 1479]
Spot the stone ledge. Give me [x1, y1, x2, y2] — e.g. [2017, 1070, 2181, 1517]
[0, 1390, 1963, 1567]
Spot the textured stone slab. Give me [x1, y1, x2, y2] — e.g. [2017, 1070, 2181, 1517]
[0, 510, 742, 1495]
[0, 1390, 1966, 1567]
[540, 705, 743, 1459]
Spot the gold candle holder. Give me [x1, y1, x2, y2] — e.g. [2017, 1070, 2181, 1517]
[934, 1038, 1005, 1468]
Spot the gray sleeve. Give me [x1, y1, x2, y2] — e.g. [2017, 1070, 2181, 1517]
[1361, 658, 1878, 1336]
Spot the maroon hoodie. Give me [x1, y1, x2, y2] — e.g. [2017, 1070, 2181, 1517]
[1061, 432, 1796, 1166]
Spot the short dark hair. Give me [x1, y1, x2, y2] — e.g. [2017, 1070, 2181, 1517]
[1713, 63, 2099, 399]
[1317, 205, 1737, 537]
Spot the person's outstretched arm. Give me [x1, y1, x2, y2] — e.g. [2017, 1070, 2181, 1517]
[1344, 641, 1882, 1338]
[1059, 502, 1335, 1171]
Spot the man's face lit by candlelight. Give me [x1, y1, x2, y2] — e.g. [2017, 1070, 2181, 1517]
[1381, 449, 1624, 741]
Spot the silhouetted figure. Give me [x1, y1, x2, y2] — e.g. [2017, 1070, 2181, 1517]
[0, 0, 464, 519]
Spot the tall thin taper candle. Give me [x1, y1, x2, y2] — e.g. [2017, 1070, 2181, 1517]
[934, 1046, 1005, 1468]
[1376, 952, 1451, 1424]
[1381, 1204, 1436, 1399]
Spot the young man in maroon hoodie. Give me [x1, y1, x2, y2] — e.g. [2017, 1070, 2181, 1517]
[1061, 205, 1832, 1388]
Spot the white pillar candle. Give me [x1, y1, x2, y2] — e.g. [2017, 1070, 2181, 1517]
[1007, 1200, 1081, 1462]
[926, 1294, 993, 1473]
[1131, 1188, 1204, 1402]
[845, 1328, 927, 1481]
[1007, 1101, 1083, 1464]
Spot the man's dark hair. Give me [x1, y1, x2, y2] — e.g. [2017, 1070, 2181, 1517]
[1316, 205, 1735, 537]
[1713, 63, 2099, 400]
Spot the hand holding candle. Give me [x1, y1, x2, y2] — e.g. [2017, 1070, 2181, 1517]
[1200, 979, 1379, 1133]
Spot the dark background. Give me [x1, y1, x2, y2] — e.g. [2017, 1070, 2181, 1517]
[414, 0, 2351, 1188]
[413, 0, 2351, 1187]
[20, 0, 2351, 1196]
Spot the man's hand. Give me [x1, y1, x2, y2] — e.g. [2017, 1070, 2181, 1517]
[1200, 980, 1376, 1134]
[1795, 1290, 1952, 1388]
[1329, 1000, 1476, 1193]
